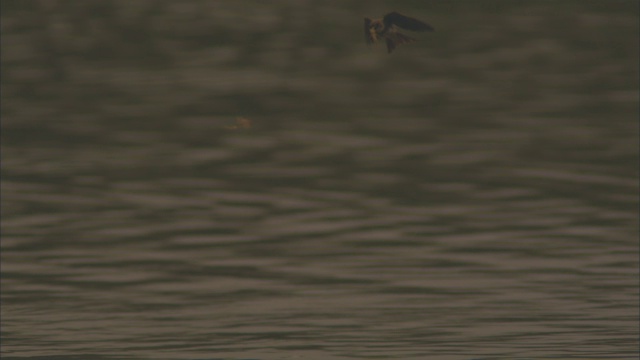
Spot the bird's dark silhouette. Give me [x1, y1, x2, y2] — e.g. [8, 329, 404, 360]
[364, 12, 434, 53]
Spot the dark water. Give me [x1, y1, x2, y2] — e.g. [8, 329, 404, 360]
[2, 1, 639, 359]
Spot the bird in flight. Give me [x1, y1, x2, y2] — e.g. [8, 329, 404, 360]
[364, 12, 434, 53]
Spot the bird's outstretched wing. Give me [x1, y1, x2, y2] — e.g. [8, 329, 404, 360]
[364, 17, 374, 44]
[383, 12, 434, 32]
[386, 33, 415, 53]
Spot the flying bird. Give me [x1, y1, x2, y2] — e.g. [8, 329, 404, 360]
[364, 12, 434, 53]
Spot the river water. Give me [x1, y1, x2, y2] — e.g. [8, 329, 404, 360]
[2, 1, 638, 359]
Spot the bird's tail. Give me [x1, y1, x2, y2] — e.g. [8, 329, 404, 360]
[386, 32, 416, 53]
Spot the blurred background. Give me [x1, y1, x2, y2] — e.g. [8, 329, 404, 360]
[1, 0, 638, 359]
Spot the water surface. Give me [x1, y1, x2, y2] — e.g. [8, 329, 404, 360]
[1, 1, 639, 359]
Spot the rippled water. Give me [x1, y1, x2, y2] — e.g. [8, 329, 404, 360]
[2, 1, 639, 359]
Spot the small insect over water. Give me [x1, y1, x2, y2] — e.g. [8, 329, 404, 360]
[364, 12, 434, 53]
[225, 117, 251, 130]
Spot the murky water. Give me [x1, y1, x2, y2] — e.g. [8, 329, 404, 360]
[2, 1, 638, 359]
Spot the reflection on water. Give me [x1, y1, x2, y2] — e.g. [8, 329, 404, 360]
[2, 1, 638, 359]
